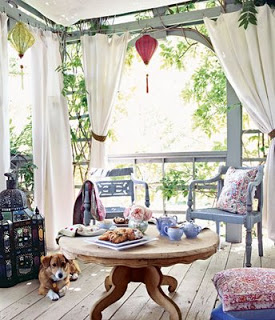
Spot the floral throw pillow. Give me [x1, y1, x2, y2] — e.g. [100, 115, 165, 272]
[213, 268, 275, 312]
[217, 167, 258, 214]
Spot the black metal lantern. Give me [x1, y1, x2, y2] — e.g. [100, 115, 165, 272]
[0, 173, 46, 287]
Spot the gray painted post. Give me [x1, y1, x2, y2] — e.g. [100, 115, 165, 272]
[226, 80, 242, 243]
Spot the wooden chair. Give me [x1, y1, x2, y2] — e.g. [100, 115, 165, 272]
[90, 167, 150, 219]
[186, 165, 264, 267]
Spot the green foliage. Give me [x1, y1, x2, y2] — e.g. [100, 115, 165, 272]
[242, 131, 269, 159]
[212, 140, 227, 151]
[206, 0, 218, 8]
[160, 39, 197, 70]
[72, 18, 109, 35]
[159, 24, 227, 140]
[124, 46, 135, 67]
[239, 0, 258, 29]
[157, 169, 191, 201]
[10, 119, 37, 207]
[134, 11, 153, 20]
[237, 0, 274, 29]
[57, 43, 91, 181]
[182, 52, 227, 138]
[167, 3, 196, 14]
[157, 162, 221, 203]
[10, 118, 32, 155]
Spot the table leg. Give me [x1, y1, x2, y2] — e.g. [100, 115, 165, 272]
[161, 275, 178, 293]
[91, 266, 182, 320]
[105, 273, 177, 293]
[104, 275, 112, 291]
[91, 266, 130, 320]
[144, 267, 182, 320]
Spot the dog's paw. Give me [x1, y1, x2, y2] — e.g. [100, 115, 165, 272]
[70, 273, 79, 281]
[47, 289, 60, 301]
[58, 286, 68, 297]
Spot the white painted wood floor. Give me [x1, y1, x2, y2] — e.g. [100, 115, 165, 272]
[1, 230, 275, 320]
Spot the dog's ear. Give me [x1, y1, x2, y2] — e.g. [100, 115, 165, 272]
[62, 254, 69, 263]
[41, 255, 52, 268]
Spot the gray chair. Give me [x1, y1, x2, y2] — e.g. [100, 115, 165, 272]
[90, 167, 150, 219]
[186, 165, 264, 267]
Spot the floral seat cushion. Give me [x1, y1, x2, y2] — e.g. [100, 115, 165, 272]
[213, 268, 275, 312]
[217, 167, 258, 214]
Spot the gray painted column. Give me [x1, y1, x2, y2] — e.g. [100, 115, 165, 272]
[226, 80, 242, 242]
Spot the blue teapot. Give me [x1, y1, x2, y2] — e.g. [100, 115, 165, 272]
[182, 221, 202, 239]
[156, 215, 178, 236]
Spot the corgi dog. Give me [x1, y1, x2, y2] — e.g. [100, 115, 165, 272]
[38, 253, 80, 301]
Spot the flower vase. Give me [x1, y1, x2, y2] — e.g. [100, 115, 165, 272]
[128, 218, 148, 234]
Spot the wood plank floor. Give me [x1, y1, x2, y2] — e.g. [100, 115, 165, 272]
[1, 230, 275, 320]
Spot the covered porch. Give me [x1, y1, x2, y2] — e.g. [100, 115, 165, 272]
[0, 1, 275, 319]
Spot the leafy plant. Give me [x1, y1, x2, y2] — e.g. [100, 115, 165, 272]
[57, 42, 91, 182]
[10, 119, 37, 207]
[238, 0, 275, 29]
[167, 2, 196, 14]
[157, 169, 191, 201]
[182, 52, 227, 139]
[238, 0, 258, 29]
[160, 39, 197, 70]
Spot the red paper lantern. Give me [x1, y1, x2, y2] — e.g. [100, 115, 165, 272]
[135, 34, 158, 93]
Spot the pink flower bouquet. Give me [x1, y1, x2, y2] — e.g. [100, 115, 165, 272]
[124, 204, 152, 221]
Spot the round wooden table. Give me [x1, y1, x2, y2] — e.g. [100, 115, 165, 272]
[59, 226, 219, 320]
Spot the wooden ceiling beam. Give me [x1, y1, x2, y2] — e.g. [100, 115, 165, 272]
[0, 0, 61, 31]
[67, 3, 241, 42]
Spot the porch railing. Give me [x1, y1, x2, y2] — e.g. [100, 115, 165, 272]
[107, 151, 228, 216]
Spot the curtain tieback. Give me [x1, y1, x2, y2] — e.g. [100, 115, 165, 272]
[268, 129, 275, 140]
[92, 131, 107, 142]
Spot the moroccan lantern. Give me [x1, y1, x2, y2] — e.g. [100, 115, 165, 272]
[8, 22, 35, 89]
[135, 34, 158, 93]
[0, 173, 45, 287]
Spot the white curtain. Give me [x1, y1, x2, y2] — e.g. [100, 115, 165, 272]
[30, 29, 74, 250]
[204, 5, 275, 240]
[81, 32, 129, 168]
[0, 13, 9, 192]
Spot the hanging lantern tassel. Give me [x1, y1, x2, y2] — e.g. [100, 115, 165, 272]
[20, 64, 24, 90]
[135, 34, 158, 94]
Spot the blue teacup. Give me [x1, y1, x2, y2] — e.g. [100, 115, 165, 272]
[97, 220, 113, 230]
[165, 226, 184, 241]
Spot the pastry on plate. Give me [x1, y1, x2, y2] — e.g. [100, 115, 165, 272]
[98, 228, 143, 243]
[113, 217, 129, 224]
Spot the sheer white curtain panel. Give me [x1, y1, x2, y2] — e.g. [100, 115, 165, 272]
[30, 29, 74, 249]
[81, 32, 129, 168]
[204, 4, 275, 240]
[0, 13, 9, 191]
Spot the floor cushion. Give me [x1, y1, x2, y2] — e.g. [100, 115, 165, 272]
[217, 167, 258, 214]
[211, 304, 275, 320]
[211, 304, 248, 320]
[213, 268, 275, 312]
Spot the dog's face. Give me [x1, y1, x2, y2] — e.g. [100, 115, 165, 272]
[41, 254, 70, 281]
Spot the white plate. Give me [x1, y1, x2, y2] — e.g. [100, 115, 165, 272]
[76, 229, 106, 237]
[113, 223, 129, 227]
[95, 236, 148, 247]
[85, 237, 158, 251]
